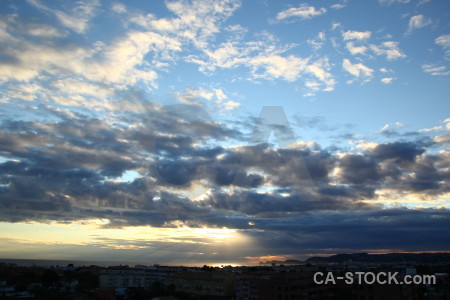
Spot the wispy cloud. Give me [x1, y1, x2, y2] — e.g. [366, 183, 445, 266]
[187, 33, 336, 95]
[275, 3, 326, 22]
[176, 87, 240, 110]
[330, 3, 346, 10]
[381, 77, 395, 84]
[27, 0, 100, 33]
[407, 14, 431, 34]
[342, 58, 374, 83]
[346, 41, 368, 55]
[422, 64, 450, 76]
[307, 32, 326, 50]
[342, 30, 372, 41]
[435, 34, 450, 60]
[370, 41, 406, 60]
[378, 0, 410, 5]
[112, 2, 127, 14]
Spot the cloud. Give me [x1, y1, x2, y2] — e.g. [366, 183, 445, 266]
[27, 0, 100, 33]
[342, 59, 374, 82]
[0, 16, 184, 91]
[1, 100, 450, 256]
[0, 0, 244, 105]
[187, 33, 336, 95]
[250, 208, 450, 256]
[422, 64, 450, 76]
[176, 87, 214, 105]
[1, 0, 450, 259]
[346, 42, 368, 55]
[380, 122, 408, 137]
[340, 31, 406, 61]
[381, 77, 395, 84]
[407, 15, 431, 34]
[378, 0, 410, 5]
[418, 0, 431, 6]
[275, 4, 326, 22]
[164, 0, 241, 48]
[249, 54, 309, 81]
[370, 41, 406, 60]
[223, 101, 241, 110]
[342, 30, 372, 41]
[307, 32, 326, 50]
[435, 34, 450, 59]
[175, 87, 240, 110]
[436, 34, 450, 48]
[112, 2, 127, 14]
[330, 3, 346, 10]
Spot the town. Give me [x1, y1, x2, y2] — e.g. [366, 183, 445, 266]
[1, 253, 449, 299]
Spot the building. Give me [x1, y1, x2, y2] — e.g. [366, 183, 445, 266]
[166, 271, 235, 298]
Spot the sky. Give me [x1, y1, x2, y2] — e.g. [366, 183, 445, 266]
[0, 0, 450, 266]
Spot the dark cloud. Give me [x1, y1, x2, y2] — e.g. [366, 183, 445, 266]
[339, 154, 381, 184]
[241, 208, 450, 255]
[371, 141, 425, 162]
[0, 101, 449, 253]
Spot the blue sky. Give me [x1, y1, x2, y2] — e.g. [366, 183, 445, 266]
[0, 0, 449, 265]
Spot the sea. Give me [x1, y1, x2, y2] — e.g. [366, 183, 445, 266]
[0, 258, 157, 268]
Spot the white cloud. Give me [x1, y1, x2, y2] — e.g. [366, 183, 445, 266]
[304, 57, 336, 91]
[442, 118, 450, 132]
[27, 0, 100, 33]
[330, 3, 345, 9]
[307, 32, 326, 50]
[275, 4, 326, 22]
[407, 15, 431, 34]
[52, 78, 114, 98]
[188, 34, 336, 95]
[331, 22, 342, 30]
[175, 87, 240, 110]
[165, 0, 241, 48]
[379, 0, 410, 5]
[419, 126, 443, 133]
[3, 83, 43, 102]
[176, 87, 214, 105]
[0, 37, 94, 82]
[433, 134, 450, 145]
[342, 30, 371, 41]
[381, 122, 404, 133]
[422, 64, 450, 76]
[225, 24, 248, 40]
[370, 41, 406, 60]
[418, 0, 431, 6]
[436, 34, 450, 48]
[0, 14, 182, 88]
[435, 34, 450, 59]
[223, 101, 241, 110]
[112, 2, 127, 14]
[25, 24, 66, 38]
[346, 42, 368, 55]
[84, 31, 182, 87]
[249, 54, 309, 81]
[187, 40, 259, 74]
[342, 59, 374, 82]
[381, 77, 395, 84]
[128, 0, 241, 51]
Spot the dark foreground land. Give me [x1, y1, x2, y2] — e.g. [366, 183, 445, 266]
[1, 253, 450, 300]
